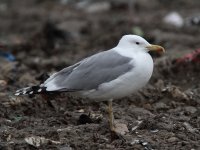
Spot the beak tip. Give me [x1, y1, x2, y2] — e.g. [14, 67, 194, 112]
[147, 45, 165, 53]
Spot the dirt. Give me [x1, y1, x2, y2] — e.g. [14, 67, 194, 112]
[0, 0, 200, 149]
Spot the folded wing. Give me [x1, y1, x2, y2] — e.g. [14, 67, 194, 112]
[43, 50, 134, 91]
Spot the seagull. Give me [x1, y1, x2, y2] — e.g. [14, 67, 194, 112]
[15, 35, 165, 134]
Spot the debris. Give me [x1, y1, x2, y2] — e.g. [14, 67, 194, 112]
[0, 50, 16, 61]
[131, 139, 154, 150]
[12, 115, 23, 122]
[6, 134, 11, 141]
[57, 126, 73, 132]
[132, 120, 143, 131]
[25, 136, 61, 148]
[162, 85, 189, 100]
[183, 122, 197, 133]
[171, 88, 188, 100]
[131, 139, 140, 145]
[0, 80, 7, 86]
[150, 129, 159, 133]
[90, 112, 103, 123]
[163, 12, 184, 27]
[174, 49, 200, 64]
[77, 109, 85, 113]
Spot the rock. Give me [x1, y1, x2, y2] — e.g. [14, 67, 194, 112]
[171, 88, 188, 100]
[154, 102, 169, 110]
[183, 122, 197, 133]
[167, 137, 178, 143]
[114, 121, 129, 135]
[162, 86, 189, 100]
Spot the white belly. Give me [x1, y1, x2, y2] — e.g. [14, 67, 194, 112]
[81, 52, 153, 100]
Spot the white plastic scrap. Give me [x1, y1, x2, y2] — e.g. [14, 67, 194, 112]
[132, 120, 143, 131]
[25, 136, 61, 147]
[163, 12, 184, 27]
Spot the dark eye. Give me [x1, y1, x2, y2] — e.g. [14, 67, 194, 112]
[136, 42, 140, 45]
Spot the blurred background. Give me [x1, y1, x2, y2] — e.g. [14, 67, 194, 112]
[0, 0, 199, 149]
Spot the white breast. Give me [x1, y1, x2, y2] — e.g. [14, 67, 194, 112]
[82, 50, 154, 100]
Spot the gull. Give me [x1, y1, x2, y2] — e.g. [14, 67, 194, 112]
[15, 35, 165, 135]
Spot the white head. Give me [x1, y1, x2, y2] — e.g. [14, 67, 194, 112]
[117, 35, 165, 53]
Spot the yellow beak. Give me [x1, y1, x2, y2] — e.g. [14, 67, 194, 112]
[146, 44, 165, 53]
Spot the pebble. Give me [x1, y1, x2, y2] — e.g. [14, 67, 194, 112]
[167, 137, 178, 143]
[115, 122, 129, 135]
[183, 122, 197, 133]
[0, 80, 7, 87]
[150, 129, 159, 133]
[154, 102, 169, 110]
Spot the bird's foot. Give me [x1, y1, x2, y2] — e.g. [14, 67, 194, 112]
[110, 122, 129, 142]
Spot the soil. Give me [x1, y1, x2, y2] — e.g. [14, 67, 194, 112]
[0, 0, 200, 149]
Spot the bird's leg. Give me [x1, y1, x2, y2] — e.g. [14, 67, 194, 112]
[107, 99, 126, 142]
[108, 99, 115, 131]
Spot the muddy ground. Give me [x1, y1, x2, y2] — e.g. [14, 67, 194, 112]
[0, 0, 200, 149]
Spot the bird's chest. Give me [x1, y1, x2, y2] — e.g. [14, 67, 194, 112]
[109, 59, 153, 98]
[121, 55, 153, 90]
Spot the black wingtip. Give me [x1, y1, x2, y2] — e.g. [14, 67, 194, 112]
[15, 86, 46, 96]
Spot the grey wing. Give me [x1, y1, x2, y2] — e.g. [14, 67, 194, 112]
[44, 50, 134, 91]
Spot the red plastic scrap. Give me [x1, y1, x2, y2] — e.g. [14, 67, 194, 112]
[175, 49, 200, 64]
